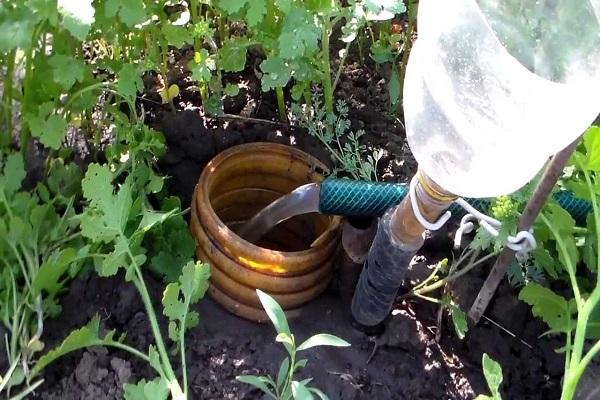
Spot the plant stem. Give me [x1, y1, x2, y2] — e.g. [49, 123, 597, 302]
[275, 87, 286, 121]
[2, 49, 16, 148]
[63, 82, 112, 113]
[303, 88, 312, 107]
[403, 252, 497, 299]
[540, 213, 582, 307]
[108, 342, 152, 365]
[321, 21, 334, 117]
[218, 16, 227, 46]
[568, 338, 600, 390]
[583, 167, 600, 290]
[332, 41, 351, 93]
[180, 300, 190, 397]
[127, 246, 177, 385]
[21, 30, 38, 155]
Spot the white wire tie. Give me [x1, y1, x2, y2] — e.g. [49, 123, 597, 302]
[409, 176, 452, 231]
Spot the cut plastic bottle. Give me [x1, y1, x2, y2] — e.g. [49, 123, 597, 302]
[404, 0, 600, 198]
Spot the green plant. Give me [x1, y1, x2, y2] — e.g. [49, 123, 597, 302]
[293, 95, 383, 181]
[475, 353, 504, 400]
[29, 158, 210, 399]
[0, 151, 84, 396]
[516, 127, 600, 400]
[237, 290, 350, 400]
[341, 0, 409, 111]
[216, 0, 406, 122]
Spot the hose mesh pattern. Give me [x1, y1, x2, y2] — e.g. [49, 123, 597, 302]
[320, 179, 488, 217]
[320, 179, 407, 216]
[319, 178, 591, 225]
[554, 191, 591, 225]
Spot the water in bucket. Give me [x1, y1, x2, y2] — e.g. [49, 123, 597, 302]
[404, 0, 600, 198]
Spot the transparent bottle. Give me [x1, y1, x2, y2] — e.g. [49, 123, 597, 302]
[404, 0, 600, 198]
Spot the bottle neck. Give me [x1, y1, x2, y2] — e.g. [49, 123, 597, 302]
[390, 170, 456, 248]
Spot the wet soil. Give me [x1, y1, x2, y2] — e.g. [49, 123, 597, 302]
[32, 44, 568, 399]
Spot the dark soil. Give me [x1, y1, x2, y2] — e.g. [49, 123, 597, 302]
[31, 43, 569, 399]
[34, 250, 564, 399]
[35, 110, 565, 399]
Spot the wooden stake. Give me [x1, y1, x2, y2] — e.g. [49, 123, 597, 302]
[468, 137, 581, 324]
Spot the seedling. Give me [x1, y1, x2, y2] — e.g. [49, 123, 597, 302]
[475, 353, 503, 400]
[237, 290, 350, 400]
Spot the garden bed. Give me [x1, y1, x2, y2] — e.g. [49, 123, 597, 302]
[3, 2, 600, 399]
[32, 61, 563, 399]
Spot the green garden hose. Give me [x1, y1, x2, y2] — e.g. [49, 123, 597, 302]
[319, 178, 592, 225]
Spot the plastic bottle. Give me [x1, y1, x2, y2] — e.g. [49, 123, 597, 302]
[404, 0, 600, 198]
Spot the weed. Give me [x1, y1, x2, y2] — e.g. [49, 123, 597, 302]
[293, 94, 383, 181]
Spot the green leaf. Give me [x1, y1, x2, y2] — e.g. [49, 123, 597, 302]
[188, 49, 216, 83]
[31, 316, 119, 377]
[180, 261, 210, 303]
[42, 114, 69, 150]
[192, 20, 214, 39]
[123, 377, 169, 400]
[518, 283, 575, 334]
[162, 282, 185, 321]
[308, 388, 330, 400]
[370, 40, 394, 64]
[532, 247, 558, 279]
[138, 208, 176, 233]
[278, 8, 320, 60]
[236, 375, 276, 398]
[275, 0, 292, 14]
[219, 38, 249, 72]
[0, 152, 25, 197]
[294, 359, 308, 369]
[276, 332, 294, 347]
[145, 207, 196, 282]
[364, 0, 406, 21]
[470, 228, 495, 252]
[297, 334, 350, 351]
[481, 353, 503, 400]
[0, 5, 37, 51]
[148, 345, 162, 373]
[58, 0, 95, 40]
[276, 357, 290, 390]
[80, 164, 132, 243]
[99, 236, 129, 276]
[26, 103, 68, 150]
[247, 0, 266, 26]
[162, 261, 210, 340]
[32, 248, 77, 297]
[583, 126, 600, 171]
[219, 0, 246, 14]
[260, 57, 292, 91]
[117, 64, 143, 100]
[224, 83, 240, 97]
[162, 24, 193, 48]
[256, 290, 291, 336]
[450, 307, 468, 340]
[291, 381, 314, 400]
[106, 0, 147, 27]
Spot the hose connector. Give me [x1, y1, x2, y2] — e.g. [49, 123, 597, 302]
[351, 171, 455, 327]
[390, 170, 456, 248]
